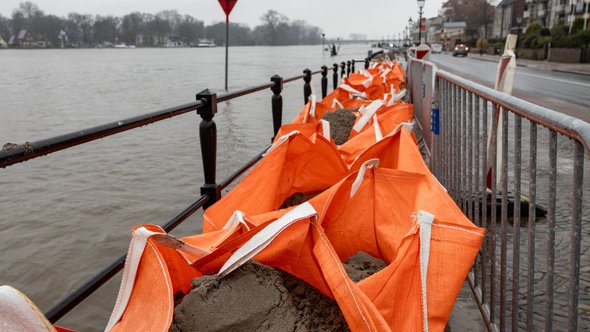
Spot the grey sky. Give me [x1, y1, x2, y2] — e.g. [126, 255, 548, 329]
[0, 0, 444, 39]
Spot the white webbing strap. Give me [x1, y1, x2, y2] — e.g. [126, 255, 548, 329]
[309, 94, 317, 118]
[380, 67, 392, 84]
[0, 285, 55, 332]
[383, 55, 393, 65]
[338, 84, 368, 99]
[106, 227, 160, 331]
[331, 98, 344, 109]
[417, 210, 435, 332]
[320, 119, 331, 142]
[373, 115, 383, 142]
[223, 210, 250, 231]
[357, 105, 367, 115]
[352, 100, 384, 133]
[218, 202, 318, 277]
[380, 122, 414, 141]
[429, 63, 438, 97]
[350, 158, 379, 197]
[360, 69, 373, 88]
[266, 130, 300, 155]
[387, 88, 407, 106]
[105, 227, 210, 331]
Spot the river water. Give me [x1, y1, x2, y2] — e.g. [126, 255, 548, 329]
[3, 45, 589, 331]
[0, 44, 377, 330]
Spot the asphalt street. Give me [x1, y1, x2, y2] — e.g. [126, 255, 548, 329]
[429, 53, 590, 123]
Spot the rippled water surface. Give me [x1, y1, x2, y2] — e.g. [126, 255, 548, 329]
[0, 44, 376, 330]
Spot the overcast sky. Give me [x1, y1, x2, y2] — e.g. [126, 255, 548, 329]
[0, 0, 445, 39]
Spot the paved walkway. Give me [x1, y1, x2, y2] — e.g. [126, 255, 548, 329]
[469, 53, 590, 77]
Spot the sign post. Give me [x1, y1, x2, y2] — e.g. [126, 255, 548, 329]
[486, 34, 517, 187]
[217, 0, 238, 91]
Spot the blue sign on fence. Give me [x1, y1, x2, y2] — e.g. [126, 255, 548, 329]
[431, 108, 440, 135]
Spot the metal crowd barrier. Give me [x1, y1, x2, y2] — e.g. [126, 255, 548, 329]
[408, 56, 590, 331]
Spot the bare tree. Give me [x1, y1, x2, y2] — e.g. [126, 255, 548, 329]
[121, 12, 144, 45]
[156, 10, 182, 35]
[16, 1, 43, 29]
[260, 9, 289, 45]
[177, 15, 204, 44]
[445, 0, 494, 38]
[93, 15, 119, 44]
[0, 14, 11, 39]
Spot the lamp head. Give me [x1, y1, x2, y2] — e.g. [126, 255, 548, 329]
[417, 0, 425, 9]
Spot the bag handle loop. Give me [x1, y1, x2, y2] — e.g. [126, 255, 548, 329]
[218, 202, 318, 277]
[350, 158, 380, 197]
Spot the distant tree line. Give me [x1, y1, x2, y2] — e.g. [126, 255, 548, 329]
[0, 2, 323, 47]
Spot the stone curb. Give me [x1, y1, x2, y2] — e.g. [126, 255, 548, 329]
[469, 56, 590, 77]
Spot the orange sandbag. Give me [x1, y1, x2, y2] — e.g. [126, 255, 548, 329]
[202, 132, 346, 232]
[339, 105, 414, 164]
[216, 162, 484, 331]
[291, 94, 335, 123]
[204, 125, 423, 233]
[106, 161, 483, 331]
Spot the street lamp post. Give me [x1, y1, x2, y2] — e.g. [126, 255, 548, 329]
[322, 33, 325, 55]
[417, 0, 425, 44]
[408, 18, 413, 45]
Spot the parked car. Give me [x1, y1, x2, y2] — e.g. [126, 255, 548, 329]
[431, 43, 443, 54]
[452, 44, 469, 57]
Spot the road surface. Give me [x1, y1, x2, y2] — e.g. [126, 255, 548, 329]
[429, 53, 590, 123]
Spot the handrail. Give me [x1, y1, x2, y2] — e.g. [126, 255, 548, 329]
[436, 69, 590, 152]
[11, 64, 340, 325]
[408, 55, 590, 152]
[43, 151, 270, 324]
[217, 83, 275, 103]
[0, 100, 203, 168]
[219, 149, 267, 190]
[283, 69, 321, 84]
[44, 194, 210, 323]
[0, 70, 324, 170]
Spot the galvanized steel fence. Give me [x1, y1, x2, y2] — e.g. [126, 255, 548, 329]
[408, 57, 590, 331]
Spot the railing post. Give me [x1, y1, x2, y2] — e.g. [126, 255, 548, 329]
[351, 60, 356, 73]
[196, 89, 220, 209]
[321, 65, 328, 99]
[365, 58, 370, 69]
[303, 68, 312, 104]
[346, 60, 351, 76]
[332, 63, 339, 90]
[270, 74, 283, 141]
[340, 62, 345, 79]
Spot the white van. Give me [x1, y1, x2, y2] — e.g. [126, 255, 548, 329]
[431, 43, 443, 54]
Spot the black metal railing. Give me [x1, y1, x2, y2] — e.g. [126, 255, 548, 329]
[0, 61, 366, 324]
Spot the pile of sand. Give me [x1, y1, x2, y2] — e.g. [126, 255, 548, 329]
[171, 252, 387, 332]
[344, 251, 387, 282]
[171, 110, 388, 332]
[321, 109, 357, 146]
[279, 192, 320, 209]
[278, 108, 358, 211]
